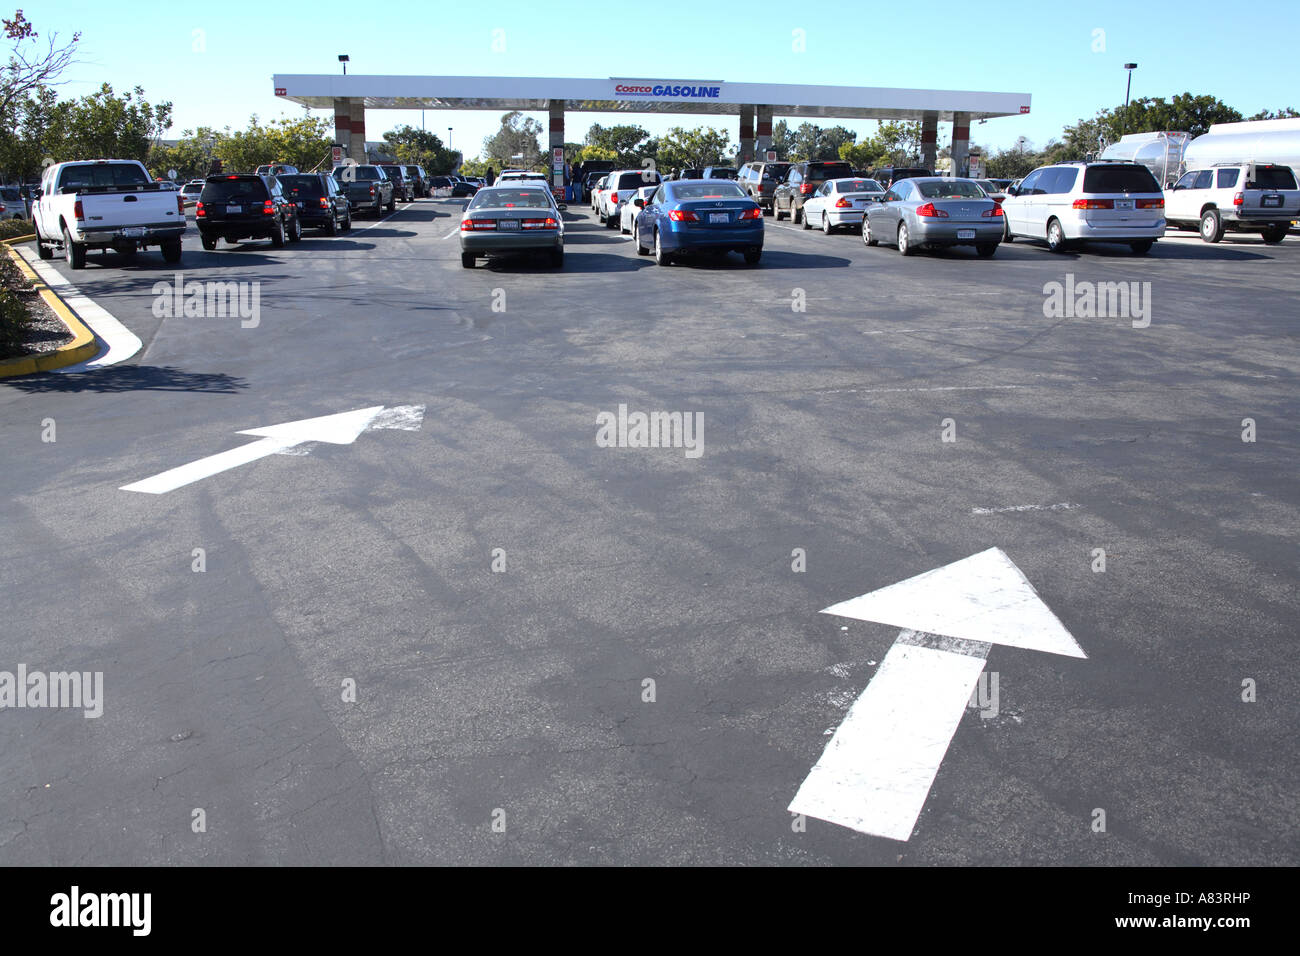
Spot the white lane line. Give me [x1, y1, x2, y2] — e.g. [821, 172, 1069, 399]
[441, 227, 461, 240]
[16, 246, 142, 371]
[822, 384, 1026, 394]
[971, 503, 1081, 515]
[789, 631, 990, 842]
[121, 436, 296, 494]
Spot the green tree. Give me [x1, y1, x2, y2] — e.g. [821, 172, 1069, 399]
[655, 125, 733, 172]
[482, 111, 544, 170]
[769, 119, 794, 159]
[1247, 107, 1299, 121]
[1, 10, 80, 124]
[789, 123, 857, 160]
[211, 114, 332, 173]
[583, 123, 650, 166]
[382, 124, 458, 174]
[55, 84, 171, 165]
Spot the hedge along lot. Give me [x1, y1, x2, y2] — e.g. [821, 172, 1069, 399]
[0, 222, 45, 359]
[0, 226, 97, 375]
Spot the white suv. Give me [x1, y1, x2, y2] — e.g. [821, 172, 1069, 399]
[1165, 163, 1297, 243]
[597, 169, 662, 228]
[1001, 161, 1166, 255]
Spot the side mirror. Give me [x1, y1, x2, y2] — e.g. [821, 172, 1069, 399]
[557, 203, 567, 211]
[33, 188, 43, 199]
[633, 199, 645, 208]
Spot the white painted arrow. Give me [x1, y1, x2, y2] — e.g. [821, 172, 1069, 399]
[789, 547, 1085, 842]
[120, 404, 425, 494]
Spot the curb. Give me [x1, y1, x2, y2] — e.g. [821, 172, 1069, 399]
[0, 235, 100, 378]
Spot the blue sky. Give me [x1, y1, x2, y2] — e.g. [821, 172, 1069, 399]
[31, 0, 1300, 157]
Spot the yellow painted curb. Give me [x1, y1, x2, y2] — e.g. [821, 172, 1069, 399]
[0, 236, 100, 378]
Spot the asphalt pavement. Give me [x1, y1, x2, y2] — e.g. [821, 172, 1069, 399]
[1, 197, 1296, 864]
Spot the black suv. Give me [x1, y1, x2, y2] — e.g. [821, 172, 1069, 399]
[403, 165, 429, 198]
[197, 174, 302, 249]
[871, 166, 934, 188]
[332, 164, 395, 217]
[773, 160, 853, 223]
[278, 173, 351, 235]
[379, 165, 415, 203]
[737, 161, 792, 212]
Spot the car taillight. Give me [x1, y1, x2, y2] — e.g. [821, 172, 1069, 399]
[521, 217, 558, 229]
[320, 197, 330, 209]
[1136, 198, 1163, 209]
[1233, 192, 1244, 206]
[196, 201, 206, 218]
[738, 207, 762, 219]
[177, 195, 185, 216]
[668, 209, 698, 221]
[460, 219, 497, 230]
[915, 202, 948, 218]
[609, 192, 619, 203]
[982, 205, 1004, 217]
[1072, 199, 1114, 209]
[74, 200, 84, 221]
[799, 183, 815, 194]
[369, 186, 376, 195]
[834, 197, 851, 208]
[263, 200, 275, 215]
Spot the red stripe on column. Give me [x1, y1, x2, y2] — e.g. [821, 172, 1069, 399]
[756, 121, 772, 136]
[953, 126, 970, 140]
[350, 119, 366, 135]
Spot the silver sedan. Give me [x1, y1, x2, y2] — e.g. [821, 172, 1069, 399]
[864, 177, 1004, 257]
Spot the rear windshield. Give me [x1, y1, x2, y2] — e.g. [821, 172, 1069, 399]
[336, 166, 381, 181]
[404, 167, 421, 176]
[201, 178, 269, 202]
[705, 168, 737, 178]
[836, 178, 883, 192]
[1083, 164, 1160, 193]
[279, 175, 324, 197]
[469, 188, 552, 209]
[380, 167, 404, 178]
[1247, 166, 1297, 189]
[762, 164, 791, 178]
[891, 168, 930, 179]
[669, 183, 746, 200]
[918, 180, 986, 199]
[57, 163, 150, 190]
[808, 163, 852, 178]
[616, 172, 659, 188]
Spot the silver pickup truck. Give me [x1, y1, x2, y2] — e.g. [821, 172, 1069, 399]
[32, 159, 186, 268]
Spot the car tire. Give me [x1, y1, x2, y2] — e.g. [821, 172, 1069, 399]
[633, 222, 649, 255]
[1002, 217, 1014, 242]
[607, 212, 618, 229]
[34, 221, 54, 259]
[386, 196, 396, 213]
[270, 219, 286, 248]
[975, 243, 997, 258]
[200, 234, 217, 250]
[325, 214, 337, 236]
[1200, 209, 1224, 243]
[863, 216, 878, 246]
[549, 248, 564, 268]
[774, 199, 786, 221]
[1130, 239, 1154, 255]
[897, 221, 914, 256]
[62, 225, 86, 269]
[342, 212, 352, 232]
[1046, 217, 1068, 253]
[793, 202, 803, 225]
[1262, 223, 1289, 244]
[801, 208, 811, 230]
[461, 252, 475, 269]
[743, 246, 761, 266]
[653, 229, 671, 266]
[288, 217, 302, 242]
[821, 212, 832, 234]
[161, 238, 182, 263]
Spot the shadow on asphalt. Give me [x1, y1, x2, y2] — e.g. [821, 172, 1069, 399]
[476, 251, 649, 273]
[2, 365, 248, 393]
[667, 250, 852, 269]
[1003, 240, 1273, 262]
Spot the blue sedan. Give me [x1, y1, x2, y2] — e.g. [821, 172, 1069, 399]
[633, 180, 763, 266]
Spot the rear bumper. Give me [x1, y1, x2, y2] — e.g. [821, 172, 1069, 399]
[199, 220, 279, 240]
[1068, 217, 1165, 240]
[662, 222, 764, 252]
[74, 223, 185, 245]
[460, 232, 562, 253]
[827, 209, 865, 226]
[911, 219, 1003, 244]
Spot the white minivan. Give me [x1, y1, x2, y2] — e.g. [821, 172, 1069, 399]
[1001, 161, 1166, 255]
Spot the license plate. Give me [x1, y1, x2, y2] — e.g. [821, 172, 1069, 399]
[497, 219, 520, 230]
[1262, 195, 1282, 207]
[708, 212, 729, 223]
[226, 205, 242, 214]
[957, 229, 976, 239]
[1115, 199, 1135, 210]
[296, 202, 304, 209]
[120, 227, 145, 238]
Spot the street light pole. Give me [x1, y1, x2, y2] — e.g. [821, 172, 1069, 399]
[1121, 63, 1138, 137]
